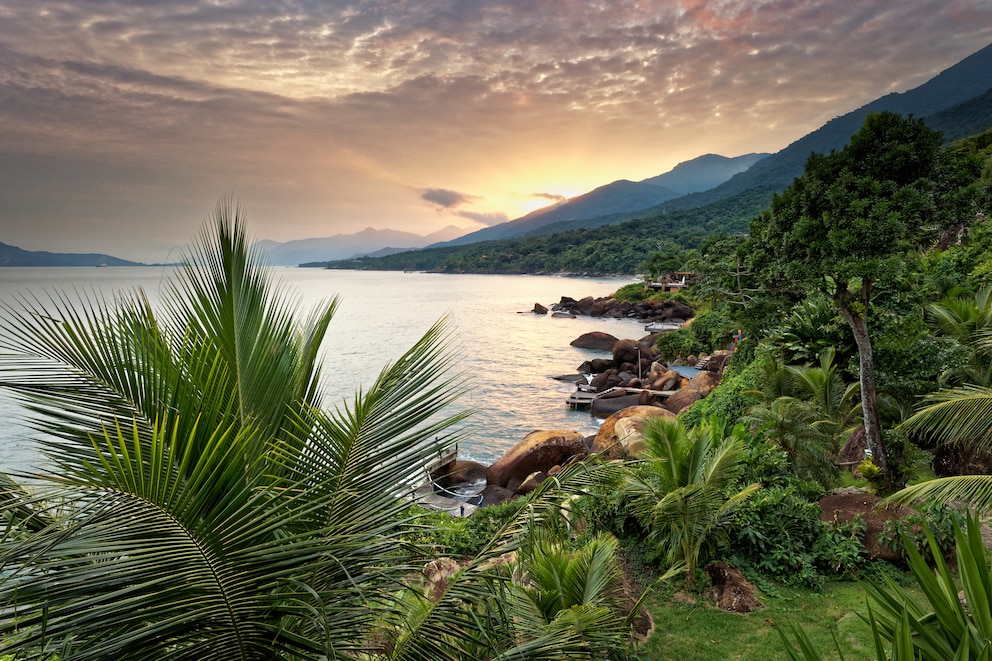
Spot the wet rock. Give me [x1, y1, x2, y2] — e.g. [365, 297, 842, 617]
[432, 460, 488, 491]
[590, 393, 643, 417]
[570, 331, 619, 351]
[478, 484, 517, 507]
[533, 302, 548, 314]
[486, 430, 587, 489]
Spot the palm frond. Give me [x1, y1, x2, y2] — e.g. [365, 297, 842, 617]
[898, 384, 992, 448]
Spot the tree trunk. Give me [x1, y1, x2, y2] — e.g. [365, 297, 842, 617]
[837, 301, 890, 485]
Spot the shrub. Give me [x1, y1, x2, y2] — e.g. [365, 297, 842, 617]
[729, 486, 826, 590]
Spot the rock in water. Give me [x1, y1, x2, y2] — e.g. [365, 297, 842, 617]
[486, 430, 587, 489]
[570, 331, 619, 351]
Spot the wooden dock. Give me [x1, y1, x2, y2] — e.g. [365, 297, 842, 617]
[566, 386, 674, 409]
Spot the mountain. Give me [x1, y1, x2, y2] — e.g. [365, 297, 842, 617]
[509, 41, 992, 240]
[0, 241, 144, 267]
[437, 152, 769, 247]
[328, 42, 992, 275]
[257, 225, 470, 265]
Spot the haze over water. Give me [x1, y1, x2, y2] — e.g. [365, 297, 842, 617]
[0, 267, 643, 474]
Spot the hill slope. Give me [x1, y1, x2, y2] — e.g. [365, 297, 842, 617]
[438, 152, 768, 247]
[0, 241, 144, 267]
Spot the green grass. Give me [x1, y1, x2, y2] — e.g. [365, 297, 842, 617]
[638, 580, 925, 660]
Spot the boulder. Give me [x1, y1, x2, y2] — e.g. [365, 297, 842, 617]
[932, 442, 992, 477]
[423, 557, 462, 600]
[591, 405, 674, 458]
[819, 491, 917, 563]
[576, 296, 595, 315]
[704, 352, 732, 374]
[486, 430, 587, 489]
[613, 339, 649, 366]
[532, 302, 548, 315]
[685, 370, 722, 397]
[705, 563, 763, 613]
[588, 358, 617, 373]
[650, 369, 680, 392]
[658, 300, 695, 320]
[663, 388, 700, 413]
[590, 393, 643, 418]
[836, 426, 868, 473]
[478, 484, 517, 507]
[431, 460, 488, 491]
[590, 298, 615, 317]
[570, 332, 619, 351]
[516, 471, 548, 494]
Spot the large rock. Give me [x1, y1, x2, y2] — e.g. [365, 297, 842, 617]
[487, 430, 588, 489]
[819, 491, 917, 563]
[571, 332, 619, 351]
[590, 393, 643, 418]
[662, 388, 700, 413]
[431, 460, 488, 491]
[576, 296, 595, 315]
[685, 370, 722, 397]
[613, 339, 649, 366]
[650, 369, 680, 391]
[657, 300, 695, 320]
[588, 358, 617, 373]
[704, 351, 733, 374]
[532, 302, 548, 315]
[478, 484, 517, 507]
[591, 405, 674, 458]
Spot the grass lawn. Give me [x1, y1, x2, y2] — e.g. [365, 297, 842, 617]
[637, 579, 925, 660]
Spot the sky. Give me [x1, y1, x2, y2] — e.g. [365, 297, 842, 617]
[2, 1, 992, 263]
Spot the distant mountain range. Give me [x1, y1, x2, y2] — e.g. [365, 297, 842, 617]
[464, 40, 992, 243]
[0, 241, 144, 267]
[435, 153, 769, 247]
[321, 40, 992, 274]
[12, 42, 992, 269]
[256, 225, 470, 266]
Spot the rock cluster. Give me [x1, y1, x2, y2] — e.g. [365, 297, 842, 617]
[430, 292, 732, 512]
[549, 295, 695, 323]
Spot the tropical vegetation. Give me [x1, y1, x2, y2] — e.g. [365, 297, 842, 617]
[2, 110, 992, 660]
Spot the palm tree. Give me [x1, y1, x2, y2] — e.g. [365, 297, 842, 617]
[743, 397, 838, 485]
[787, 347, 862, 438]
[375, 461, 650, 661]
[625, 415, 759, 586]
[0, 199, 472, 659]
[927, 286, 992, 386]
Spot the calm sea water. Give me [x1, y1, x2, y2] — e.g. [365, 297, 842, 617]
[0, 267, 644, 472]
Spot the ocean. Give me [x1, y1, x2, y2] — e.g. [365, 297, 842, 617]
[0, 267, 645, 473]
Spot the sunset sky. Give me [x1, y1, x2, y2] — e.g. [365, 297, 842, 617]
[2, 1, 992, 263]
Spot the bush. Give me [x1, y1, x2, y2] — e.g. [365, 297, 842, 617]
[878, 501, 967, 565]
[729, 486, 826, 590]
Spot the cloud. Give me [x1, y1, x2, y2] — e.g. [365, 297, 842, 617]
[0, 0, 991, 261]
[420, 188, 480, 209]
[531, 192, 568, 204]
[457, 210, 509, 227]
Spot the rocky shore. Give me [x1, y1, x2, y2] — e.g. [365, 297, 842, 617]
[426, 294, 733, 516]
